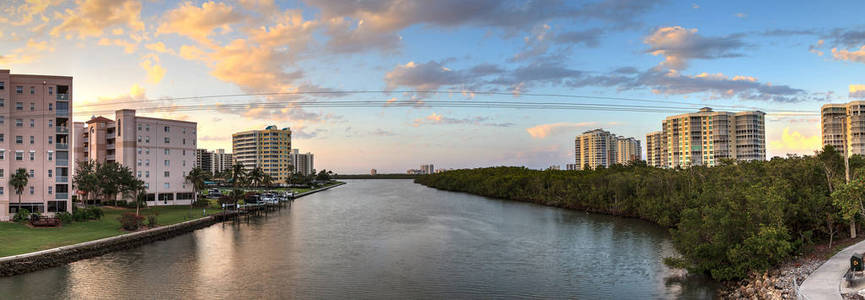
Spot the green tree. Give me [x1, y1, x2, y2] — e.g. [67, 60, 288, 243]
[248, 167, 264, 188]
[10, 168, 28, 207]
[229, 164, 247, 188]
[185, 167, 209, 213]
[72, 160, 99, 206]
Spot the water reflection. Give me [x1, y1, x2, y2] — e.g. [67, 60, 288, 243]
[0, 179, 717, 299]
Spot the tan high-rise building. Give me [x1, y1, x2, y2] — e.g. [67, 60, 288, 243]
[0, 69, 73, 220]
[646, 131, 665, 168]
[232, 125, 292, 182]
[74, 110, 197, 206]
[820, 102, 865, 156]
[648, 107, 765, 168]
[574, 129, 641, 170]
[289, 149, 314, 176]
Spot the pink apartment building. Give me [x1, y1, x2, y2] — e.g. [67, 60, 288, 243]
[73, 109, 197, 206]
[0, 69, 73, 221]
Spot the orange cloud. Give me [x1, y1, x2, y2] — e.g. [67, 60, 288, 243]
[156, 1, 245, 44]
[526, 122, 599, 139]
[851, 84, 865, 99]
[768, 127, 821, 155]
[51, 0, 145, 39]
[139, 54, 166, 84]
[833, 46, 865, 63]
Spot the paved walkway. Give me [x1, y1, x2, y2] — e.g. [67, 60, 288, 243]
[801, 238, 865, 300]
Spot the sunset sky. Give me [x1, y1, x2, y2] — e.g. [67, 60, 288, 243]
[1, 0, 863, 173]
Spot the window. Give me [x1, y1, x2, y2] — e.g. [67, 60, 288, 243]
[48, 187, 53, 194]
[29, 136, 34, 144]
[15, 151, 22, 160]
[29, 87, 34, 95]
[137, 135, 142, 142]
[47, 152, 53, 161]
[29, 151, 34, 161]
[145, 159, 150, 166]
[137, 159, 142, 166]
[164, 137, 170, 144]
[0, 134, 4, 142]
[137, 171, 141, 178]
[16, 86, 22, 94]
[0, 116, 4, 124]
[15, 136, 22, 144]
[48, 87, 53, 95]
[164, 171, 170, 177]
[146, 124, 150, 131]
[29, 186, 34, 194]
[48, 120, 53, 127]
[0, 151, 4, 160]
[29, 103, 34, 111]
[0, 187, 4, 195]
[164, 160, 170, 167]
[145, 136, 150, 143]
[48, 138, 52, 144]
[137, 147, 142, 154]
[182, 149, 186, 156]
[28, 169, 34, 177]
[15, 119, 22, 127]
[164, 126, 170, 132]
[164, 183, 170, 189]
[0, 82, 4, 90]
[182, 160, 186, 167]
[29, 119, 34, 127]
[145, 148, 150, 155]
[0, 99, 4, 107]
[47, 169, 52, 177]
[145, 171, 150, 178]
[164, 148, 170, 155]
[15, 102, 22, 110]
[182, 138, 186, 145]
[138, 124, 141, 131]
[0, 169, 4, 177]
[183, 129, 186, 134]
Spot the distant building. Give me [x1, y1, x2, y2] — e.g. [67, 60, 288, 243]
[232, 125, 291, 182]
[574, 129, 641, 170]
[194, 148, 233, 175]
[370, 169, 377, 175]
[420, 164, 434, 174]
[565, 164, 578, 171]
[290, 149, 314, 176]
[820, 102, 865, 156]
[75, 109, 197, 206]
[645, 131, 664, 168]
[0, 69, 73, 220]
[646, 107, 765, 168]
[547, 165, 560, 170]
[406, 169, 422, 175]
[194, 148, 212, 174]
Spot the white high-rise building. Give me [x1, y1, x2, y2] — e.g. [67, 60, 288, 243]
[574, 129, 641, 170]
[289, 149, 314, 176]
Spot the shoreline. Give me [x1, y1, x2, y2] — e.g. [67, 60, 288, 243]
[0, 182, 345, 277]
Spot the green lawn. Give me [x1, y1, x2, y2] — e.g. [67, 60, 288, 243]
[0, 205, 222, 258]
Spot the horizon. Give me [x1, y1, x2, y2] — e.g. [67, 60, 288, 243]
[1, 0, 861, 173]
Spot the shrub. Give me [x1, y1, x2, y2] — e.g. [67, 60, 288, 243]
[56, 212, 73, 224]
[147, 215, 158, 228]
[29, 212, 41, 223]
[13, 209, 31, 223]
[192, 199, 210, 208]
[88, 207, 104, 220]
[72, 209, 88, 222]
[117, 212, 144, 231]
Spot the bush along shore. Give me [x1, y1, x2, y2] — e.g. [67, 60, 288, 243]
[414, 146, 865, 291]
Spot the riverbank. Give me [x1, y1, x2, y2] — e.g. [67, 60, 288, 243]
[0, 182, 345, 276]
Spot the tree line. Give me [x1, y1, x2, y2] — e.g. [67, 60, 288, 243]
[414, 145, 865, 281]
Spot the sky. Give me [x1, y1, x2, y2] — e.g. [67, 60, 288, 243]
[0, 0, 863, 174]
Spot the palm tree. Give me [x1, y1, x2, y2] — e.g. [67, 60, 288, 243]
[261, 174, 273, 188]
[249, 167, 264, 188]
[10, 168, 28, 208]
[230, 164, 247, 189]
[185, 167, 209, 215]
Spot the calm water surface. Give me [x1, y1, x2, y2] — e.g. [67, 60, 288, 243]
[0, 179, 717, 299]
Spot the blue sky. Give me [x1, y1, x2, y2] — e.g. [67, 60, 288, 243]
[1, 0, 863, 173]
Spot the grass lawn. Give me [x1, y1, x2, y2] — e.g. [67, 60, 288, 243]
[0, 205, 222, 258]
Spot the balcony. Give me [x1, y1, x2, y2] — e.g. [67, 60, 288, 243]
[106, 154, 115, 161]
[56, 94, 69, 101]
[56, 159, 68, 166]
[56, 109, 69, 116]
[56, 176, 68, 183]
[56, 127, 69, 134]
[106, 143, 115, 150]
[55, 192, 69, 199]
[56, 143, 68, 150]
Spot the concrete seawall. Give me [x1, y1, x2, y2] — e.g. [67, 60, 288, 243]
[0, 216, 218, 277]
[0, 182, 346, 277]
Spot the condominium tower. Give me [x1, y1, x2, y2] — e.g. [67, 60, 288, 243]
[289, 149, 314, 176]
[232, 125, 292, 182]
[574, 129, 641, 170]
[645, 131, 664, 168]
[194, 148, 234, 175]
[0, 69, 72, 220]
[645, 107, 766, 168]
[819, 102, 865, 155]
[74, 109, 197, 205]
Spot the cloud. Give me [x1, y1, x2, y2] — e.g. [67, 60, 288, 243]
[526, 122, 601, 138]
[145, 42, 173, 54]
[199, 135, 229, 141]
[734, 12, 747, 19]
[0, 39, 55, 66]
[97, 37, 137, 53]
[769, 127, 821, 155]
[7, 0, 63, 26]
[510, 24, 604, 62]
[139, 54, 166, 84]
[634, 69, 808, 102]
[832, 46, 865, 63]
[370, 128, 396, 136]
[385, 61, 464, 90]
[644, 26, 745, 70]
[51, 0, 145, 39]
[851, 84, 865, 99]
[156, 1, 245, 44]
[412, 113, 513, 127]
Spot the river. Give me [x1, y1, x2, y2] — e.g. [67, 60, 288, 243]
[0, 179, 717, 299]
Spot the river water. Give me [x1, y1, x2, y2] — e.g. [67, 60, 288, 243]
[0, 179, 717, 299]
